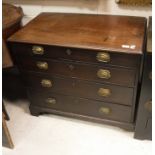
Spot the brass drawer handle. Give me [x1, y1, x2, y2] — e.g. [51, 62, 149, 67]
[145, 100, 152, 112]
[41, 79, 52, 88]
[99, 107, 111, 115]
[97, 69, 111, 79]
[45, 98, 56, 104]
[98, 88, 111, 97]
[36, 61, 48, 70]
[32, 46, 44, 55]
[96, 52, 110, 63]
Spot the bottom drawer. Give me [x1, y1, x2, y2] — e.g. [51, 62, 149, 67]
[28, 90, 132, 123]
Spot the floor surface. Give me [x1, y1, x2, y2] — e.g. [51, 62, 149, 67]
[3, 100, 152, 155]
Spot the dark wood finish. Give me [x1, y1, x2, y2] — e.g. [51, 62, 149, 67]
[8, 13, 146, 131]
[28, 90, 132, 122]
[2, 3, 26, 101]
[134, 17, 152, 140]
[8, 13, 146, 54]
[2, 3, 23, 40]
[29, 105, 134, 130]
[11, 43, 140, 68]
[3, 39, 13, 68]
[3, 67, 28, 101]
[3, 22, 21, 41]
[22, 72, 134, 106]
[17, 58, 136, 87]
[2, 3, 23, 68]
[134, 53, 152, 140]
[2, 3, 23, 29]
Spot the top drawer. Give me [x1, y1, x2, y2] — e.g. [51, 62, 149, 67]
[10, 43, 140, 68]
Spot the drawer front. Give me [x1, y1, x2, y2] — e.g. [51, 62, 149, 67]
[22, 73, 134, 106]
[11, 43, 140, 68]
[28, 90, 132, 122]
[18, 58, 136, 87]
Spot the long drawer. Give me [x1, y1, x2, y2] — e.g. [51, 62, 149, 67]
[22, 72, 134, 106]
[28, 90, 132, 123]
[18, 58, 136, 87]
[11, 43, 140, 68]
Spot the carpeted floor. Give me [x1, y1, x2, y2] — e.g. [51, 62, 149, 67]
[3, 100, 152, 155]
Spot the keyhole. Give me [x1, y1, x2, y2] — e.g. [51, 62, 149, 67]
[68, 64, 75, 70]
[66, 49, 72, 55]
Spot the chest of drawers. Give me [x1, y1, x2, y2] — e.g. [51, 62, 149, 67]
[8, 13, 146, 130]
[134, 17, 152, 140]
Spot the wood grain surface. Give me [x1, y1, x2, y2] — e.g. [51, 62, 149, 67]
[8, 13, 146, 54]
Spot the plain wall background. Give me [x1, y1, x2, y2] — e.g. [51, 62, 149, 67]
[3, 0, 152, 25]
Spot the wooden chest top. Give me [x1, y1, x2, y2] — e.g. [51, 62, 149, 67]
[8, 13, 146, 54]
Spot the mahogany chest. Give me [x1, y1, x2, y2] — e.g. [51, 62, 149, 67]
[8, 13, 146, 130]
